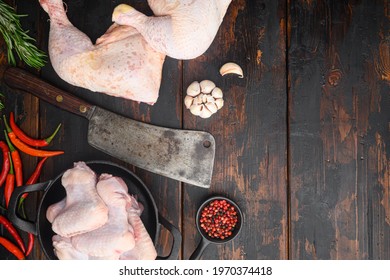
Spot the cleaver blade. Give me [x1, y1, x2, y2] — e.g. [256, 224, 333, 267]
[4, 67, 215, 188]
[88, 107, 215, 187]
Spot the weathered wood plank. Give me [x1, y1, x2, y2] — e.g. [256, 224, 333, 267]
[37, 0, 183, 259]
[0, 0, 15, 260]
[1, 0, 388, 261]
[182, 0, 288, 259]
[288, 0, 390, 259]
[0, 0, 42, 259]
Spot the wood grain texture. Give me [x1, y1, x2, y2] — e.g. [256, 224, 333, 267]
[0, 0, 42, 259]
[288, 0, 390, 259]
[182, 0, 288, 260]
[36, 0, 182, 259]
[0, 0, 388, 260]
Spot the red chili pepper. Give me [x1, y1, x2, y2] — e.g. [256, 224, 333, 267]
[0, 236, 25, 260]
[0, 215, 26, 253]
[19, 157, 48, 205]
[26, 157, 48, 185]
[9, 112, 62, 147]
[18, 200, 36, 257]
[25, 233, 34, 257]
[4, 131, 23, 187]
[4, 152, 15, 208]
[3, 116, 64, 158]
[0, 141, 10, 187]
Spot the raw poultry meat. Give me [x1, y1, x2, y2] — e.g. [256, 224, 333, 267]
[71, 174, 136, 258]
[52, 235, 119, 260]
[120, 195, 157, 260]
[52, 235, 88, 260]
[39, 0, 165, 104]
[112, 0, 232, 59]
[49, 162, 109, 237]
[46, 198, 65, 223]
[47, 162, 157, 260]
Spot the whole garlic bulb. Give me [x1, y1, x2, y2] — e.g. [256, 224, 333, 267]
[184, 80, 224, 118]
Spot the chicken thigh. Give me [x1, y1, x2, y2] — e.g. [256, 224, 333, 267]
[112, 0, 232, 59]
[71, 174, 136, 257]
[51, 162, 108, 237]
[39, 0, 165, 104]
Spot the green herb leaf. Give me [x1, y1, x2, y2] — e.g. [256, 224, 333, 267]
[0, 0, 46, 69]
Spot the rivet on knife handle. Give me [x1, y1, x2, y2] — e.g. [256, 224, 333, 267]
[4, 67, 96, 120]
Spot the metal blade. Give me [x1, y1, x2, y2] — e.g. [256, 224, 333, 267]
[87, 107, 215, 188]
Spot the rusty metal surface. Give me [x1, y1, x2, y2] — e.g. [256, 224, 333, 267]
[88, 107, 215, 188]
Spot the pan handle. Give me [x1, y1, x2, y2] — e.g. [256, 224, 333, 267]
[156, 214, 182, 260]
[7, 181, 52, 235]
[189, 238, 211, 260]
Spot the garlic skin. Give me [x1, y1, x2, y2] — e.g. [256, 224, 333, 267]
[205, 102, 218, 114]
[206, 95, 215, 103]
[211, 87, 223, 99]
[194, 94, 204, 105]
[199, 80, 216, 94]
[184, 95, 194, 109]
[215, 98, 224, 110]
[190, 104, 203, 116]
[219, 62, 244, 78]
[199, 107, 213, 119]
[186, 81, 201, 96]
[185, 79, 224, 118]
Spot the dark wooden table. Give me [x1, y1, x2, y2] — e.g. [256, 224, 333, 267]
[0, 0, 389, 260]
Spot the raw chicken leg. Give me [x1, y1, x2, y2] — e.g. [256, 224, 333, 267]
[53, 235, 119, 260]
[71, 174, 136, 257]
[51, 162, 108, 237]
[112, 0, 232, 59]
[39, 0, 165, 104]
[46, 198, 65, 223]
[120, 196, 157, 260]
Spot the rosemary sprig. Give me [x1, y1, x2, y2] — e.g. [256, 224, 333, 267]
[0, 0, 46, 69]
[0, 92, 4, 111]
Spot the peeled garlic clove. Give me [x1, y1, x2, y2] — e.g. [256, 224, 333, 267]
[200, 80, 216, 94]
[219, 62, 244, 78]
[215, 98, 224, 110]
[187, 81, 201, 96]
[205, 102, 218, 114]
[190, 104, 203, 116]
[211, 87, 223, 99]
[199, 107, 213, 119]
[184, 95, 194, 109]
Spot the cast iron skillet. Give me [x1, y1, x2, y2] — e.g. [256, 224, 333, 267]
[7, 161, 181, 260]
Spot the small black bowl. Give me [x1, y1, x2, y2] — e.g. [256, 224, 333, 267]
[189, 195, 243, 260]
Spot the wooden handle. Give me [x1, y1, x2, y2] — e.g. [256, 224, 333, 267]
[3, 67, 95, 120]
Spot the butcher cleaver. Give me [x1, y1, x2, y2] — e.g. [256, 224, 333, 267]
[4, 67, 215, 188]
